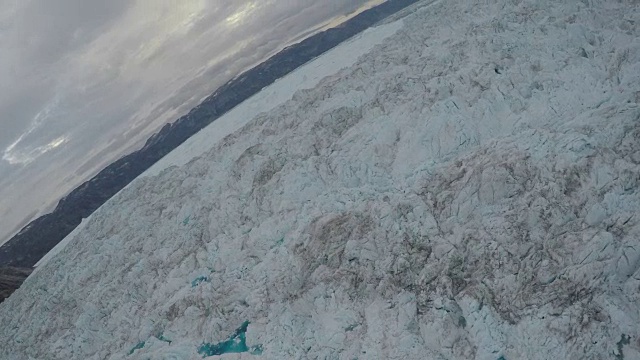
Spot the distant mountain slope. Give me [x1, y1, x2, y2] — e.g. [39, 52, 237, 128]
[0, 0, 421, 269]
[1, 0, 639, 359]
[0, 267, 31, 303]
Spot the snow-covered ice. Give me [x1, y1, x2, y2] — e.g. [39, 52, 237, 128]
[1, 0, 640, 359]
[27, 13, 406, 280]
[140, 18, 404, 178]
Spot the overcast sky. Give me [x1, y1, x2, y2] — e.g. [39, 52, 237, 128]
[0, 0, 383, 245]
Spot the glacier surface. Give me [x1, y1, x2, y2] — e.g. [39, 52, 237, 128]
[1, 0, 640, 359]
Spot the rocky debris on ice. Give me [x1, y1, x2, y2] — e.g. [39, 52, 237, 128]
[1, 0, 639, 359]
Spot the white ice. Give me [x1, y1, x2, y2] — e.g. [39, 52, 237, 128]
[2, 0, 640, 359]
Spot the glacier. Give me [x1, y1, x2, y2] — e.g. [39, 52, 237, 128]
[1, 0, 640, 359]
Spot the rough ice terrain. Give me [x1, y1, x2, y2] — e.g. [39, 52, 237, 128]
[2, 0, 640, 359]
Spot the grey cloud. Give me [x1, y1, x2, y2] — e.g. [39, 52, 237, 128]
[10, 0, 130, 67]
[0, 0, 130, 166]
